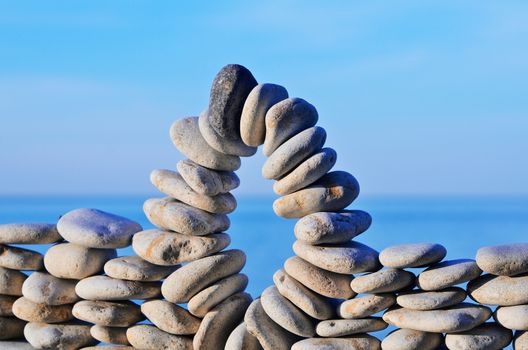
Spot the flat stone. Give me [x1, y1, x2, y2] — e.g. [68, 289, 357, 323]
[273, 147, 337, 195]
[294, 210, 372, 245]
[381, 329, 443, 350]
[338, 294, 396, 319]
[162, 249, 246, 303]
[199, 64, 258, 156]
[90, 325, 129, 345]
[476, 243, 528, 276]
[382, 303, 492, 333]
[188, 273, 248, 317]
[445, 322, 513, 350]
[132, 229, 229, 266]
[240, 83, 289, 147]
[468, 274, 528, 306]
[263, 97, 318, 156]
[194, 292, 252, 350]
[126, 324, 193, 350]
[82, 347, 133, 350]
[57, 208, 142, 249]
[397, 287, 467, 310]
[44, 243, 116, 279]
[0, 317, 26, 340]
[75, 276, 161, 301]
[177, 159, 240, 196]
[351, 269, 415, 294]
[261, 285, 315, 337]
[291, 335, 381, 350]
[316, 318, 387, 337]
[273, 269, 334, 320]
[104, 256, 176, 281]
[150, 169, 236, 214]
[141, 300, 200, 335]
[22, 272, 78, 305]
[0, 223, 61, 244]
[0, 341, 35, 349]
[0, 245, 43, 270]
[273, 171, 360, 218]
[262, 126, 326, 180]
[514, 331, 528, 349]
[170, 116, 241, 171]
[12, 297, 73, 323]
[417, 259, 482, 291]
[494, 305, 528, 330]
[225, 322, 262, 350]
[284, 256, 355, 299]
[0, 295, 16, 316]
[379, 243, 447, 268]
[293, 240, 380, 274]
[0, 267, 27, 296]
[72, 300, 142, 327]
[24, 322, 95, 349]
[245, 299, 298, 350]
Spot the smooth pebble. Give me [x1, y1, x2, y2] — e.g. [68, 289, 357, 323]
[104, 255, 176, 281]
[22, 272, 78, 305]
[0, 223, 61, 244]
[75, 276, 161, 301]
[476, 243, 528, 276]
[351, 269, 415, 294]
[0, 317, 26, 340]
[90, 325, 129, 345]
[141, 300, 200, 335]
[0, 245, 43, 270]
[225, 322, 262, 350]
[24, 322, 95, 349]
[381, 329, 443, 350]
[0, 267, 27, 296]
[126, 325, 192, 350]
[291, 335, 381, 350]
[12, 297, 73, 323]
[316, 318, 387, 337]
[468, 274, 528, 306]
[418, 259, 482, 291]
[494, 305, 528, 330]
[177, 159, 239, 196]
[396, 287, 467, 310]
[338, 294, 396, 319]
[379, 243, 447, 268]
[72, 300, 143, 327]
[445, 322, 513, 350]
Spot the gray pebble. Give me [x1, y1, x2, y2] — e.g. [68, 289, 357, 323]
[24, 322, 95, 349]
[468, 274, 528, 306]
[75, 276, 161, 301]
[418, 259, 482, 291]
[0, 245, 43, 271]
[381, 329, 443, 350]
[0, 267, 26, 296]
[476, 243, 528, 276]
[316, 318, 387, 337]
[494, 305, 528, 330]
[379, 243, 447, 268]
[12, 297, 73, 323]
[0, 295, 16, 316]
[177, 159, 240, 196]
[351, 269, 415, 294]
[0, 317, 26, 340]
[0, 341, 35, 349]
[72, 300, 142, 327]
[0, 223, 61, 244]
[141, 300, 201, 335]
[104, 255, 176, 281]
[225, 322, 262, 350]
[291, 335, 381, 350]
[396, 287, 467, 310]
[338, 294, 396, 319]
[90, 325, 129, 345]
[22, 272, 78, 305]
[126, 324, 193, 350]
[445, 322, 513, 350]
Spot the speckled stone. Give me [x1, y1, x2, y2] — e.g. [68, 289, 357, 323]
[263, 97, 318, 156]
[396, 287, 467, 311]
[126, 325, 193, 350]
[24, 322, 95, 349]
[292, 335, 381, 350]
[294, 210, 372, 245]
[12, 297, 73, 323]
[379, 243, 447, 268]
[82, 347, 133, 350]
[72, 300, 142, 327]
[75, 276, 161, 301]
[225, 322, 262, 350]
[293, 240, 380, 274]
[381, 329, 443, 350]
[284, 256, 355, 299]
[150, 169, 237, 214]
[338, 294, 396, 319]
[262, 126, 326, 180]
[494, 305, 528, 330]
[0, 245, 43, 270]
[417, 259, 482, 291]
[188, 273, 248, 317]
[445, 322, 513, 350]
[177, 159, 240, 196]
[383, 303, 492, 333]
[273, 171, 360, 218]
[22, 272, 78, 305]
[144, 197, 230, 236]
[0, 223, 61, 244]
[316, 318, 387, 337]
[57, 208, 142, 249]
[351, 269, 415, 294]
[162, 250, 246, 303]
[514, 331, 528, 349]
[90, 325, 129, 345]
[170, 116, 241, 171]
[476, 243, 528, 276]
[0, 317, 26, 340]
[104, 256, 176, 281]
[44, 243, 116, 279]
[0, 267, 27, 296]
[468, 274, 528, 306]
[0, 341, 35, 349]
[132, 229, 230, 266]
[141, 300, 200, 335]
[0, 295, 16, 316]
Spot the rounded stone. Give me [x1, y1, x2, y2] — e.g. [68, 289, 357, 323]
[417, 259, 482, 291]
[0, 245, 43, 270]
[338, 294, 396, 319]
[294, 210, 372, 245]
[90, 325, 129, 345]
[291, 335, 381, 350]
[75, 276, 161, 301]
[476, 243, 528, 276]
[162, 249, 246, 303]
[104, 256, 176, 281]
[379, 243, 447, 268]
[126, 324, 193, 350]
[262, 126, 326, 180]
[263, 97, 318, 156]
[44, 243, 116, 279]
[0, 341, 35, 349]
[193, 292, 252, 350]
[0, 267, 27, 296]
[57, 208, 142, 249]
[494, 305, 528, 330]
[0, 317, 26, 340]
[0, 223, 61, 244]
[12, 297, 73, 323]
[514, 331, 528, 349]
[150, 169, 236, 214]
[396, 287, 467, 310]
[132, 229, 230, 266]
[273, 171, 360, 218]
[284, 256, 355, 299]
[24, 322, 95, 349]
[0, 295, 16, 316]
[72, 300, 142, 327]
[225, 322, 262, 350]
[22, 272, 78, 305]
[170, 116, 241, 171]
[445, 322, 513, 350]
[381, 329, 443, 350]
[188, 273, 248, 317]
[382, 303, 492, 333]
[177, 159, 240, 196]
[293, 240, 380, 274]
[144, 197, 230, 236]
[468, 274, 528, 306]
[351, 269, 415, 294]
[316, 318, 387, 337]
[141, 300, 200, 335]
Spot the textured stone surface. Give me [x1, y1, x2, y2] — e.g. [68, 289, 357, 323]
[126, 325, 193, 350]
[225, 322, 262, 350]
[338, 294, 396, 319]
[0, 341, 35, 349]
[494, 305, 528, 330]
[0, 245, 43, 270]
[72, 300, 142, 327]
[291, 335, 381, 350]
[90, 325, 129, 345]
[381, 329, 443, 350]
[0, 266, 27, 296]
[316, 318, 387, 337]
[468, 274, 528, 306]
[24, 322, 95, 349]
[12, 297, 73, 323]
[445, 322, 513, 350]
[22, 272, 78, 305]
[396, 287, 467, 310]
[0, 295, 16, 316]
[0, 316, 26, 340]
[141, 300, 200, 335]
[476, 243, 528, 276]
[177, 159, 240, 196]
[379, 243, 447, 268]
[515, 331, 528, 349]
[351, 269, 415, 294]
[75, 276, 161, 301]
[0, 223, 61, 244]
[417, 259, 482, 291]
[104, 255, 176, 281]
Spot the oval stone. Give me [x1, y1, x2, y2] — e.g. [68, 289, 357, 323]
[0, 317, 26, 340]
[468, 274, 528, 306]
[72, 300, 142, 327]
[177, 159, 240, 196]
[0, 295, 16, 316]
[476, 243, 528, 276]
[24, 323, 95, 349]
[225, 322, 262, 350]
[514, 331, 528, 349]
[338, 294, 396, 319]
[381, 329, 443, 350]
[316, 318, 387, 337]
[104, 256, 176, 281]
[0, 223, 61, 244]
[379, 243, 447, 268]
[396, 287, 467, 310]
[351, 269, 415, 294]
[22, 272, 78, 305]
[417, 259, 482, 291]
[141, 300, 200, 335]
[75, 276, 161, 301]
[90, 325, 129, 345]
[292, 335, 381, 350]
[445, 322, 513, 350]
[12, 297, 73, 323]
[0, 245, 43, 270]
[494, 305, 528, 330]
[0, 341, 34, 349]
[0, 267, 27, 296]
[126, 325, 193, 350]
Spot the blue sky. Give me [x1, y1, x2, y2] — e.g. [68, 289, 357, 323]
[0, 1, 527, 195]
